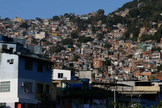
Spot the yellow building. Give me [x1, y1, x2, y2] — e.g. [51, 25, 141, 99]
[50, 33, 57, 36]
[67, 48, 72, 52]
[125, 43, 129, 47]
[68, 58, 73, 61]
[15, 16, 22, 23]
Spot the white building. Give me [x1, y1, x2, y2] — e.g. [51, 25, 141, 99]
[35, 32, 45, 40]
[53, 69, 71, 80]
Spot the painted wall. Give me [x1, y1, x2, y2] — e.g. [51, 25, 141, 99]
[18, 78, 38, 104]
[0, 53, 19, 79]
[52, 80, 62, 96]
[79, 71, 92, 82]
[0, 79, 18, 103]
[35, 81, 57, 101]
[18, 56, 52, 83]
[53, 69, 71, 80]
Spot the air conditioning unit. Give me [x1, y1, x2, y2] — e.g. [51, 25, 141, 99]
[63, 77, 67, 80]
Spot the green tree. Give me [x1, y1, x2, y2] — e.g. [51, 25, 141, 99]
[71, 31, 79, 39]
[4, 17, 10, 21]
[104, 43, 112, 49]
[52, 15, 60, 21]
[62, 38, 73, 45]
[157, 65, 162, 72]
[78, 36, 93, 43]
[97, 33, 104, 41]
[151, 47, 161, 52]
[127, 54, 133, 58]
[35, 17, 42, 23]
[64, 13, 69, 18]
[74, 55, 80, 61]
[20, 22, 29, 30]
[50, 46, 65, 54]
[129, 9, 140, 18]
[105, 59, 111, 66]
[140, 34, 153, 41]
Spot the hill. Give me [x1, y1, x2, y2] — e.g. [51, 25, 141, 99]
[106, 0, 162, 42]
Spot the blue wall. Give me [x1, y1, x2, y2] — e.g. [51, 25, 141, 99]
[18, 56, 52, 83]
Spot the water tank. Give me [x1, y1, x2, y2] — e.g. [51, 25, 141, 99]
[81, 78, 90, 90]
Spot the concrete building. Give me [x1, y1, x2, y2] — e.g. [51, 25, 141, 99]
[53, 69, 71, 80]
[0, 37, 55, 108]
[79, 70, 92, 82]
[0, 52, 55, 108]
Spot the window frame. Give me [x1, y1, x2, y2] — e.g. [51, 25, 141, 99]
[0, 81, 10, 92]
[24, 82, 32, 93]
[58, 73, 63, 78]
[25, 59, 33, 71]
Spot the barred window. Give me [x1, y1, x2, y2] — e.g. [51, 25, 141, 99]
[58, 73, 63, 78]
[0, 81, 10, 92]
[25, 82, 32, 93]
[37, 84, 43, 94]
[25, 59, 33, 70]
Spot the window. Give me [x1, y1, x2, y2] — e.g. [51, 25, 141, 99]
[9, 47, 14, 52]
[46, 85, 49, 94]
[0, 103, 6, 108]
[37, 62, 44, 72]
[0, 81, 10, 92]
[37, 84, 43, 94]
[2, 45, 7, 50]
[24, 82, 32, 93]
[25, 59, 33, 70]
[7, 59, 14, 64]
[58, 73, 63, 78]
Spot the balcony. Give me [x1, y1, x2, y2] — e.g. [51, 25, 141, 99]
[134, 86, 160, 92]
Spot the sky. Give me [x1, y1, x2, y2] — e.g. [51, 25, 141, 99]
[0, 0, 133, 20]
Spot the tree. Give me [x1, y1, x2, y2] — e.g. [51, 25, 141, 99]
[78, 36, 93, 43]
[4, 17, 10, 21]
[140, 34, 153, 41]
[157, 65, 162, 72]
[104, 43, 112, 49]
[129, 9, 140, 18]
[151, 47, 161, 52]
[52, 15, 60, 21]
[105, 59, 111, 66]
[35, 17, 42, 22]
[62, 38, 73, 45]
[71, 31, 79, 39]
[97, 33, 104, 41]
[97, 9, 105, 15]
[148, 74, 155, 81]
[74, 55, 80, 61]
[127, 54, 133, 58]
[64, 13, 69, 18]
[50, 46, 65, 54]
[20, 22, 29, 30]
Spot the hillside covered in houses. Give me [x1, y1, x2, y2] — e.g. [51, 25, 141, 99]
[1, 0, 162, 82]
